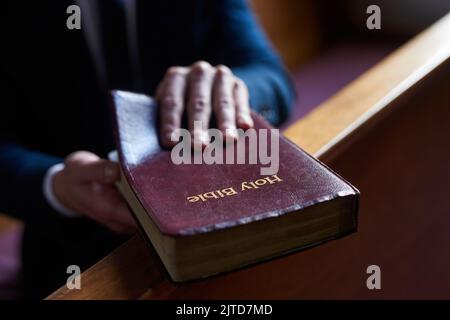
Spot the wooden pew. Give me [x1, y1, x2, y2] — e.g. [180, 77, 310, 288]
[0, 214, 19, 234]
[47, 13, 450, 300]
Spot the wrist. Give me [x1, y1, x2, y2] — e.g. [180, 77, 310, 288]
[43, 163, 83, 218]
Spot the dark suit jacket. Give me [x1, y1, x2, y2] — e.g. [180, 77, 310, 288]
[0, 0, 294, 222]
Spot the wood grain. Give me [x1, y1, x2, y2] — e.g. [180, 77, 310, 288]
[46, 235, 170, 300]
[47, 13, 450, 300]
[284, 13, 450, 161]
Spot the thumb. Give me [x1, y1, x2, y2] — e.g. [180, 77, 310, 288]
[69, 158, 120, 184]
[84, 160, 120, 184]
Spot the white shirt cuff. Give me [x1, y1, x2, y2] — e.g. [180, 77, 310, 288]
[108, 150, 118, 163]
[43, 163, 83, 218]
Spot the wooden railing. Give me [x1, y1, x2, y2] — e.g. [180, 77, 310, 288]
[48, 13, 450, 300]
[0, 214, 20, 233]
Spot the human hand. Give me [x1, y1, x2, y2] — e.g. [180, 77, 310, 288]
[52, 151, 137, 234]
[156, 61, 254, 147]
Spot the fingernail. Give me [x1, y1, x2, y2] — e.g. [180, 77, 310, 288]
[225, 128, 238, 140]
[166, 132, 175, 143]
[191, 130, 206, 144]
[245, 116, 254, 128]
[163, 132, 176, 147]
[238, 116, 253, 129]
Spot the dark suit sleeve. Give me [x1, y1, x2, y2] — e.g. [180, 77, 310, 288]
[210, 0, 295, 126]
[0, 142, 62, 220]
[0, 70, 62, 221]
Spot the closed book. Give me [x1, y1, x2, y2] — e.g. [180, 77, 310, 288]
[110, 90, 359, 282]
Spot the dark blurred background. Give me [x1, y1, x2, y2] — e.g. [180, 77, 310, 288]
[249, 0, 449, 127]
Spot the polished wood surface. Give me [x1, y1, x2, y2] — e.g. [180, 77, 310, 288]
[48, 13, 450, 300]
[284, 13, 450, 161]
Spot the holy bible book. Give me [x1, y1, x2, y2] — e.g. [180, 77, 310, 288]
[110, 90, 359, 282]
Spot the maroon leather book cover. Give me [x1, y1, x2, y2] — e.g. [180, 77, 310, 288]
[110, 90, 359, 236]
